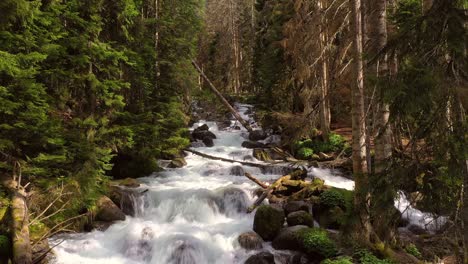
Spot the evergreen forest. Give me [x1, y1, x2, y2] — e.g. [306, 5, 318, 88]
[0, 0, 466, 263]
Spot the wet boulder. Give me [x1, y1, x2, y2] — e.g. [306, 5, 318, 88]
[202, 137, 215, 147]
[272, 225, 309, 250]
[244, 251, 275, 264]
[316, 206, 345, 230]
[283, 201, 311, 216]
[109, 186, 144, 216]
[287, 211, 314, 227]
[253, 205, 285, 241]
[168, 157, 187, 168]
[273, 227, 337, 260]
[229, 165, 245, 176]
[249, 130, 267, 141]
[95, 196, 126, 222]
[243, 155, 255, 161]
[192, 124, 217, 141]
[119, 178, 141, 188]
[216, 187, 249, 215]
[289, 253, 312, 264]
[237, 231, 264, 250]
[241, 141, 266, 149]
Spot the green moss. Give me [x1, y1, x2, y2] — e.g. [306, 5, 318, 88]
[321, 257, 353, 264]
[0, 235, 10, 256]
[354, 249, 394, 264]
[295, 133, 346, 155]
[297, 147, 314, 160]
[404, 243, 421, 258]
[29, 221, 50, 242]
[320, 188, 354, 210]
[320, 189, 346, 208]
[253, 205, 285, 240]
[296, 228, 337, 258]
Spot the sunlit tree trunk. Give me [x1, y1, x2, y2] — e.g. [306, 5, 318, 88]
[319, 0, 331, 141]
[368, 0, 395, 243]
[369, 0, 391, 175]
[350, 0, 370, 242]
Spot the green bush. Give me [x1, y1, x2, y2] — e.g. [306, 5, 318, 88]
[295, 133, 346, 155]
[320, 189, 346, 208]
[404, 243, 421, 258]
[297, 228, 337, 258]
[297, 147, 314, 160]
[321, 257, 353, 264]
[354, 249, 393, 264]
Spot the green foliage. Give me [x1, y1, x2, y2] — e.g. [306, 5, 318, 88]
[294, 133, 346, 157]
[297, 147, 314, 160]
[320, 189, 346, 209]
[320, 188, 353, 210]
[0, 0, 202, 233]
[404, 243, 422, 259]
[296, 228, 337, 258]
[354, 249, 393, 264]
[321, 257, 353, 264]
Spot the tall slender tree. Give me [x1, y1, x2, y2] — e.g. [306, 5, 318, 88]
[350, 0, 371, 242]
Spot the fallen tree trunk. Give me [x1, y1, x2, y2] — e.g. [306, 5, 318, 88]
[191, 60, 253, 133]
[247, 170, 306, 212]
[244, 173, 268, 189]
[185, 148, 276, 169]
[5, 180, 32, 264]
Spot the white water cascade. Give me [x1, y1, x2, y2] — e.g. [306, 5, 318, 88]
[50, 103, 445, 264]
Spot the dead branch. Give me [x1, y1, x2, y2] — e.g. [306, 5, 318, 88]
[191, 60, 253, 132]
[244, 173, 268, 189]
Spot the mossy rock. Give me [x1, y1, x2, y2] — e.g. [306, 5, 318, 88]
[287, 211, 314, 227]
[0, 234, 11, 257]
[318, 206, 345, 229]
[168, 157, 187, 168]
[253, 205, 285, 241]
[295, 228, 337, 259]
[319, 188, 353, 210]
[117, 178, 141, 188]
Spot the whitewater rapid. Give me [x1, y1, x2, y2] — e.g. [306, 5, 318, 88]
[50, 103, 444, 264]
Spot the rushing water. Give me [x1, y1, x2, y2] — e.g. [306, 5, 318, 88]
[51, 103, 445, 264]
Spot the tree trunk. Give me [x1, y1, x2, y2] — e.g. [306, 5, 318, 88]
[350, 0, 371, 242]
[5, 180, 32, 264]
[463, 160, 468, 264]
[368, 0, 394, 243]
[369, 0, 391, 174]
[319, 0, 331, 141]
[191, 60, 253, 132]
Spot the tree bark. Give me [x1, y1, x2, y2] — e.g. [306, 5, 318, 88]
[5, 180, 32, 264]
[319, 0, 331, 141]
[350, 0, 371, 242]
[244, 173, 268, 189]
[464, 162, 468, 264]
[369, 0, 391, 174]
[191, 60, 254, 132]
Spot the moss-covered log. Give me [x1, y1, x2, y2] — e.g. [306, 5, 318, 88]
[5, 180, 32, 264]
